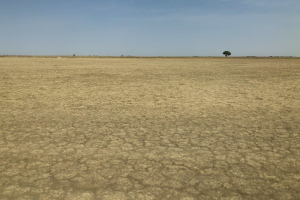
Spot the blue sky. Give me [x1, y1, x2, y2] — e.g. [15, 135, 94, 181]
[0, 0, 299, 56]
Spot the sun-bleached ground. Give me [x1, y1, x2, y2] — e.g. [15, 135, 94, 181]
[0, 57, 299, 199]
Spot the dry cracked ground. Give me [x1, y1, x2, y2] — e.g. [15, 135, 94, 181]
[0, 57, 299, 200]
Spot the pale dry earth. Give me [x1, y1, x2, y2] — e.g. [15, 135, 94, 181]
[0, 57, 299, 200]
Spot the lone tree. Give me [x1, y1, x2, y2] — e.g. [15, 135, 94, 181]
[223, 51, 231, 57]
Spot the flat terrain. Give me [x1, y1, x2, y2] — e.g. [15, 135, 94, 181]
[0, 57, 299, 200]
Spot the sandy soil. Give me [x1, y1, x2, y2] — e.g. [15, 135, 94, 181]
[0, 57, 299, 199]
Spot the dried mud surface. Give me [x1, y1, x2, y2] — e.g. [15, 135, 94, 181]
[0, 57, 299, 200]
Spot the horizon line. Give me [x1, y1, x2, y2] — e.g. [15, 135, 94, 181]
[0, 55, 298, 58]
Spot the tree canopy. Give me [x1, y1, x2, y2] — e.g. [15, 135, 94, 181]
[223, 51, 231, 57]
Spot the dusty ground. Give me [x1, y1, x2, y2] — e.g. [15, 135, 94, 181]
[0, 57, 299, 199]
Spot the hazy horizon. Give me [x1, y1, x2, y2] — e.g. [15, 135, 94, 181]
[1, 0, 299, 57]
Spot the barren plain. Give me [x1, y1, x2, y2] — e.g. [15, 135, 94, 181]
[0, 57, 299, 199]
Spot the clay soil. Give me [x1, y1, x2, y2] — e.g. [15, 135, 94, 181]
[0, 57, 299, 200]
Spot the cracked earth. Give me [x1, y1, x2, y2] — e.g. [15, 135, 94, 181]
[0, 57, 299, 199]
